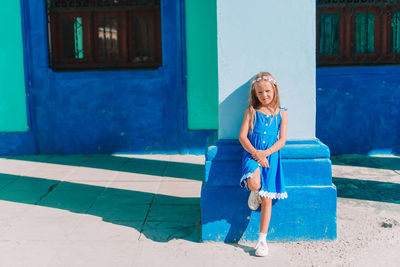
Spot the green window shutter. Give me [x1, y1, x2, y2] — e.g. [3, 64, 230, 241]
[74, 17, 84, 59]
[392, 12, 400, 53]
[355, 13, 375, 54]
[319, 14, 339, 55]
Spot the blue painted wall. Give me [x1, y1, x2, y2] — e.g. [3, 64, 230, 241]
[316, 66, 400, 155]
[217, 0, 316, 140]
[0, 0, 215, 155]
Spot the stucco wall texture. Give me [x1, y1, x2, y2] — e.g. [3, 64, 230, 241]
[0, 0, 215, 155]
[316, 66, 400, 155]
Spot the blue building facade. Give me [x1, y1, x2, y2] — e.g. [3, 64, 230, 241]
[316, 1, 400, 156]
[0, 0, 398, 156]
[0, 0, 215, 155]
[317, 66, 400, 155]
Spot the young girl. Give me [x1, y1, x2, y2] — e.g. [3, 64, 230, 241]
[238, 71, 288, 257]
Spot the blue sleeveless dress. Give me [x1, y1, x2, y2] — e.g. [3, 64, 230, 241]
[240, 106, 288, 199]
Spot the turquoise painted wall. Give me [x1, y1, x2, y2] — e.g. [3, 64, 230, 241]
[0, 1, 28, 132]
[185, 0, 218, 130]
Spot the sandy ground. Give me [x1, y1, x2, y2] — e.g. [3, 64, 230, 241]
[260, 154, 400, 267]
[131, 197, 400, 267]
[0, 154, 399, 266]
[281, 198, 400, 267]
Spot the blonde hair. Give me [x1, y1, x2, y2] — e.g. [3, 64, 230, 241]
[248, 72, 281, 134]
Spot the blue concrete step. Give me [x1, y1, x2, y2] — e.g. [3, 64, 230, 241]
[201, 185, 337, 242]
[206, 139, 331, 161]
[205, 139, 333, 187]
[205, 158, 332, 186]
[201, 138, 337, 242]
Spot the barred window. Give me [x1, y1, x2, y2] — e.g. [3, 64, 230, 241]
[46, 0, 162, 70]
[317, 0, 400, 66]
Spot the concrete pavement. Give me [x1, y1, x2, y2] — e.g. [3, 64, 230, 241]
[0, 154, 399, 266]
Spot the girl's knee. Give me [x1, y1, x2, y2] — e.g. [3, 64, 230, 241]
[247, 178, 261, 191]
[247, 168, 261, 191]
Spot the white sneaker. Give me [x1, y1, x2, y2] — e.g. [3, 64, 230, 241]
[255, 240, 269, 257]
[248, 190, 260, 210]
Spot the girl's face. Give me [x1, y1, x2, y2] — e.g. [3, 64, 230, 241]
[255, 81, 274, 106]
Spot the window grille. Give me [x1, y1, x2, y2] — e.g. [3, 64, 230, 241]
[317, 0, 400, 66]
[46, 0, 162, 70]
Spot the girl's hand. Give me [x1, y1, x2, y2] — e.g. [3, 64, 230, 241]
[259, 158, 269, 168]
[252, 150, 270, 162]
[252, 151, 270, 168]
[251, 150, 263, 162]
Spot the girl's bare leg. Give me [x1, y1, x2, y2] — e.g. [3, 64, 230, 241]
[247, 168, 261, 191]
[260, 197, 272, 233]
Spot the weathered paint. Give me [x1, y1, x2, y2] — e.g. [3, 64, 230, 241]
[202, 140, 337, 242]
[185, 0, 218, 130]
[0, 0, 216, 155]
[0, 0, 28, 132]
[316, 65, 400, 155]
[217, 0, 316, 140]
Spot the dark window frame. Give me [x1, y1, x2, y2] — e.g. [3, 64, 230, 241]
[47, 0, 162, 70]
[317, 0, 400, 67]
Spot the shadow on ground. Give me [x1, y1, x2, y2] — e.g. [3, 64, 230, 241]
[331, 154, 400, 204]
[1, 154, 399, 244]
[331, 154, 400, 171]
[0, 155, 204, 243]
[333, 177, 400, 204]
[3, 154, 204, 181]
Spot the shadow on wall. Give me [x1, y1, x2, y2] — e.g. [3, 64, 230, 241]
[206, 79, 252, 241]
[218, 78, 253, 139]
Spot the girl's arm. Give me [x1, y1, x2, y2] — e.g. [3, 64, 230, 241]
[265, 109, 288, 156]
[238, 108, 257, 155]
[239, 108, 269, 168]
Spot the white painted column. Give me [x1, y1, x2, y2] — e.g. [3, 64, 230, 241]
[217, 0, 316, 140]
